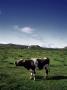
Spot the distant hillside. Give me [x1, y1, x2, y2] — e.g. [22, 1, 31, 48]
[28, 45, 42, 49]
[64, 46, 67, 49]
[0, 44, 28, 49]
[0, 43, 66, 49]
[0, 44, 42, 49]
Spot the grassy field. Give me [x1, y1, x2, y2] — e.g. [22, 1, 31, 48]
[0, 46, 67, 90]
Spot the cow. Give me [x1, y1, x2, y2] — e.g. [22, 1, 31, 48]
[15, 57, 50, 80]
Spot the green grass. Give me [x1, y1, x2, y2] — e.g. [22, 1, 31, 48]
[0, 47, 67, 90]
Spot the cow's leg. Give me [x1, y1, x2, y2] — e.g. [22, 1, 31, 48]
[30, 70, 36, 80]
[33, 69, 36, 80]
[45, 68, 48, 79]
[30, 69, 33, 80]
[44, 64, 49, 79]
[30, 69, 36, 80]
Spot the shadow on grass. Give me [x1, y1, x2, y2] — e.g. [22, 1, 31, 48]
[35, 76, 44, 80]
[35, 75, 67, 80]
[48, 75, 67, 80]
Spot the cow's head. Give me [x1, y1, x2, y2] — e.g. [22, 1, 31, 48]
[15, 59, 25, 66]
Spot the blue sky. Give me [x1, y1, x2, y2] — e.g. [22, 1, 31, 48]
[0, 0, 67, 48]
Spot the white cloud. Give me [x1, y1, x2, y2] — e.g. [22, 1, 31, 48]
[20, 27, 33, 34]
[14, 25, 33, 34]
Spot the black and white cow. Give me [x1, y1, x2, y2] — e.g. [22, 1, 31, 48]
[15, 57, 50, 80]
